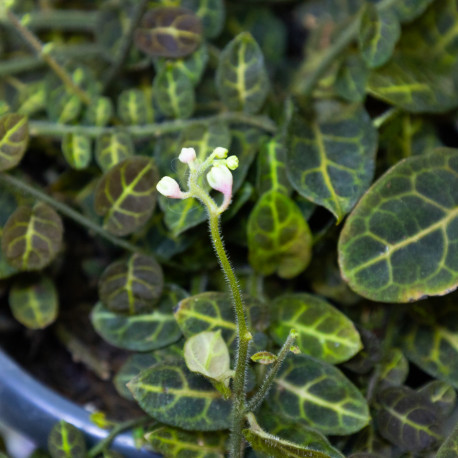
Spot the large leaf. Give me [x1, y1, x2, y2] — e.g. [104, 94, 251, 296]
[437, 423, 458, 458]
[0, 114, 28, 171]
[286, 104, 377, 222]
[128, 360, 231, 431]
[47, 421, 86, 458]
[145, 426, 227, 457]
[181, 0, 225, 38]
[2, 202, 63, 271]
[91, 285, 185, 351]
[338, 149, 458, 302]
[9, 276, 58, 329]
[95, 131, 134, 172]
[134, 7, 202, 58]
[267, 354, 370, 435]
[417, 380, 456, 418]
[98, 253, 163, 315]
[94, 156, 158, 236]
[269, 293, 362, 364]
[216, 32, 269, 114]
[61, 133, 92, 170]
[247, 191, 312, 279]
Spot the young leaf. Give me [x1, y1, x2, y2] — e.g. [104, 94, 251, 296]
[267, 354, 370, 435]
[286, 104, 377, 222]
[377, 348, 409, 389]
[91, 285, 185, 351]
[61, 133, 92, 170]
[251, 351, 277, 365]
[216, 32, 269, 114]
[145, 426, 227, 457]
[98, 253, 164, 315]
[270, 293, 362, 364]
[47, 420, 86, 458]
[94, 156, 158, 236]
[154, 62, 195, 119]
[377, 386, 442, 452]
[417, 380, 456, 418]
[95, 131, 134, 172]
[134, 7, 202, 58]
[339, 148, 458, 302]
[247, 190, 312, 279]
[437, 422, 458, 457]
[2, 203, 63, 271]
[83, 96, 114, 127]
[335, 54, 369, 103]
[9, 276, 58, 329]
[117, 89, 153, 125]
[181, 0, 225, 38]
[0, 113, 28, 171]
[128, 360, 231, 430]
[358, 3, 400, 69]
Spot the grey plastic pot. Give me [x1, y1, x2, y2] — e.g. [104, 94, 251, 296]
[0, 348, 158, 457]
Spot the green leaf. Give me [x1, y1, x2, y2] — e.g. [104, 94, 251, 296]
[377, 386, 442, 452]
[91, 285, 185, 351]
[61, 133, 92, 170]
[181, 0, 225, 38]
[98, 253, 164, 315]
[0, 114, 28, 171]
[267, 354, 370, 435]
[145, 426, 227, 457]
[377, 348, 409, 389]
[390, 0, 435, 23]
[417, 380, 456, 418]
[286, 104, 377, 222]
[128, 360, 231, 430]
[358, 3, 400, 69]
[216, 32, 269, 114]
[9, 275, 58, 329]
[270, 293, 362, 364]
[437, 423, 458, 458]
[2, 202, 63, 271]
[117, 88, 153, 125]
[94, 156, 158, 236]
[154, 62, 195, 119]
[95, 131, 134, 172]
[335, 54, 369, 102]
[83, 96, 113, 127]
[338, 148, 458, 302]
[134, 7, 202, 58]
[251, 351, 277, 365]
[247, 191, 312, 279]
[47, 420, 86, 458]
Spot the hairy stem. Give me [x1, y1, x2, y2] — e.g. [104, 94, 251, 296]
[0, 173, 141, 254]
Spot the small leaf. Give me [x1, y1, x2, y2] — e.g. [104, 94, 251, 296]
[95, 131, 134, 172]
[377, 348, 409, 389]
[83, 96, 114, 127]
[287, 104, 377, 222]
[47, 421, 86, 458]
[358, 3, 400, 69]
[335, 54, 368, 102]
[338, 149, 458, 302]
[91, 285, 185, 351]
[145, 426, 227, 457]
[0, 114, 28, 171]
[2, 203, 63, 271]
[377, 386, 442, 452]
[247, 191, 312, 279]
[181, 0, 225, 39]
[117, 89, 153, 125]
[390, 0, 435, 23]
[417, 380, 456, 418]
[9, 275, 58, 329]
[134, 7, 202, 58]
[61, 133, 92, 170]
[94, 156, 158, 236]
[270, 293, 362, 364]
[268, 354, 370, 435]
[128, 360, 231, 430]
[437, 422, 458, 458]
[251, 351, 277, 365]
[216, 32, 269, 114]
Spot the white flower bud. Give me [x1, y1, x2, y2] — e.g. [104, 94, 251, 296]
[207, 165, 233, 195]
[156, 176, 185, 199]
[213, 147, 228, 159]
[178, 147, 197, 164]
[226, 155, 239, 170]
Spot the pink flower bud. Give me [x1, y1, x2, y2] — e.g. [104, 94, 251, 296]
[207, 166, 233, 195]
[156, 176, 186, 199]
[178, 147, 197, 164]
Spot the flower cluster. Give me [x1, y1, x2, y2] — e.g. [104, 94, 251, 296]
[156, 146, 239, 214]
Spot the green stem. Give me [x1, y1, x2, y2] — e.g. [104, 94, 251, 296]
[0, 173, 142, 254]
[246, 330, 297, 413]
[22, 10, 97, 32]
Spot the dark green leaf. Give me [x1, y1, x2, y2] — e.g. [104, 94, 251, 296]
[95, 131, 134, 172]
[390, 0, 435, 23]
[134, 7, 202, 58]
[377, 386, 442, 452]
[117, 88, 153, 125]
[181, 0, 225, 38]
[61, 133, 92, 170]
[98, 253, 163, 315]
[358, 4, 400, 69]
[377, 348, 409, 389]
[247, 191, 312, 278]
[145, 426, 227, 457]
[216, 32, 269, 114]
[83, 96, 114, 127]
[270, 293, 362, 364]
[2, 202, 63, 270]
[129, 360, 231, 430]
[287, 104, 377, 222]
[268, 354, 370, 435]
[94, 156, 158, 236]
[437, 423, 458, 458]
[335, 54, 369, 102]
[47, 421, 86, 458]
[9, 275, 58, 329]
[339, 149, 458, 302]
[417, 380, 456, 418]
[91, 285, 185, 351]
[0, 114, 28, 171]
